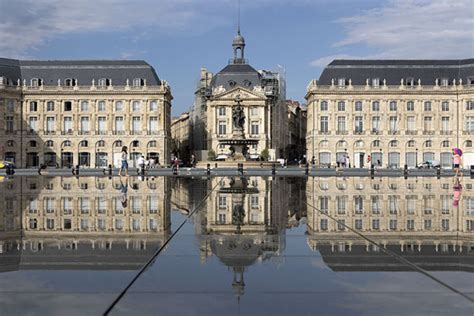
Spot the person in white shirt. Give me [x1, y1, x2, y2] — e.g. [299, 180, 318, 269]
[137, 155, 146, 174]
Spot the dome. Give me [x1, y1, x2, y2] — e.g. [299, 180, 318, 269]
[232, 33, 245, 46]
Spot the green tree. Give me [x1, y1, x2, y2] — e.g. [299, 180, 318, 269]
[207, 149, 216, 161]
[260, 148, 269, 161]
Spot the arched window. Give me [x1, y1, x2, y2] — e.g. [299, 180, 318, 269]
[441, 140, 450, 148]
[228, 80, 236, 87]
[29, 140, 37, 147]
[355, 140, 364, 148]
[148, 141, 157, 148]
[6, 140, 15, 147]
[372, 140, 381, 147]
[62, 140, 72, 147]
[132, 140, 139, 147]
[389, 140, 398, 147]
[465, 140, 473, 148]
[97, 140, 105, 147]
[64, 78, 74, 87]
[45, 140, 54, 147]
[424, 140, 432, 148]
[407, 140, 415, 147]
[31, 78, 40, 87]
[336, 140, 347, 148]
[80, 140, 88, 147]
[114, 140, 123, 147]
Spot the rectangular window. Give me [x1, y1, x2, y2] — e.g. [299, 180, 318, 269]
[218, 121, 226, 135]
[389, 101, 397, 111]
[465, 116, 474, 132]
[46, 117, 55, 132]
[424, 101, 432, 111]
[406, 195, 416, 214]
[320, 101, 328, 111]
[218, 195, 227, 208]
[372, 78, 380, 87]
[371, 116, 380, 132]
[251, 195, 259, 208]
[371, 196, 380, 214]
[30, 101, 38, 112]
[320, 219, 328, 231]
[372, 219, 380, 230]
[389, 219, 397, 230]
[354, 101, 362, 111]
[338, 78, 346, 87]
[355, 116, 363, 133]
[132, 101, 141, 112]
[97, 219, 106, 231]
[29, 116, 38, 131]
[354, 196, 363, 214]
[81, 101, 89, 111]
[441, 101, 449, 111]
[442, 219, 449, 231]
[423, 116, 432, 132]
[337, 219, 345, 231]
[98, 101, 106, 112]
[407, 219, 415, 230]
[218, 107, 226, 116]
[64, 101, 72, 111]
[132, 116, 141, 133]
[424, 219, 432, 230]
[6, 116, 14, 132]
[336, 196, 347, 214]
[372, 101, 380, 111]
[149, 117, 158, 132]
[466, 100, 474, 110]
[250, 107, 258, 116]
[46, 218, 54, 229]
[389, 195, 398, 214]
[132, 219, 140, 231]
[337, 101, 345, 111]
[251, 121, 259, 136]
[97, 197, 107, 214]
[115, 116, 124, 133]
[441, 116, 450, 132]
[98, 117, 107, 134]
[407, 116, 415, 131]
[6, 99, 15, 112]
[115, 101, 124, 111]
[337, 116, 346, 132]
[355, 219, 363, 230]
[46, 101, 54, 111]
[389, 116, 398, 133]
[320, 116, 328, 133]
[80, 117, 90, 133]
[149, 100, 158, 111]
[320, 196, 328, 213]
[407, 101, 415, 111]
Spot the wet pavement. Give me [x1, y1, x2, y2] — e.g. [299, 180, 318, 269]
[0, 175, 472, 315]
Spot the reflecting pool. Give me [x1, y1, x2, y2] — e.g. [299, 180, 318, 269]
[0, 175, 472, 315]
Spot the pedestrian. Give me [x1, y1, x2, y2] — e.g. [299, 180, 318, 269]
[190, 154, 196, 168]
[452, 149, 462, 177]
[367, 154, 372, 167]
[311, 156, 316, 166]
[118, 146, 128, 176]
[137, 155, 146, 174]
[345, 155, 350, 168]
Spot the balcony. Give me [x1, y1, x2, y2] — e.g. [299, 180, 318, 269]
[318, 131, 330, 135]
[26, 129, 38, 135]
[78, 131, 90, 135]
[370, 130, 380, 135]
[423, 130, 435, 135]
[463, 130, 474, 135]
[405, 130, 418, 135]
[96, 130, 107, 135]
[131, 130, 142, 135]
[388, 130, 400, 135]
[440, 130, 453, 135]
[113, 131, 126, 135]
[5, 130, 17, 135]
[61, 130, 73, 135]
[336, 130, 348, 135]
[44, 131, 56, 135]
[353, 130, 365, 135]
[147, 130, 160, 135]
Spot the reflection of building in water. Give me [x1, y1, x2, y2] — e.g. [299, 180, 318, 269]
[306, 177, 474, 271]
[198, 177, 288, 298]
[0, 176, 171, 272]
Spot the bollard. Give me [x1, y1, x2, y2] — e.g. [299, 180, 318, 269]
[305, 163, 309, 176]
[215, 163, 218, 169]
[272, 163, 276, 175]
[403, 164, 408, 178]
[108, 164, 112, 176]
[370, 164, 375, 177]
[437, 167, 441, 179]
[207, 163, 211, 176]
[172, 165, 178, 175]
[140, 165, 145, 176]
[75, 164, 79, 175]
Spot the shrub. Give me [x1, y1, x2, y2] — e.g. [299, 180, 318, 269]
[207, 149, 216, 161]
[260, 148, 269, 161]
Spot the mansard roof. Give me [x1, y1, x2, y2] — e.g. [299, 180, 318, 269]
[0, 58, 161, 86]
[318, 58, 474, 85]
[210, 63, 262, 90]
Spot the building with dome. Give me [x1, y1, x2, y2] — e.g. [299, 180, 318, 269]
[192, 30, 287, 161]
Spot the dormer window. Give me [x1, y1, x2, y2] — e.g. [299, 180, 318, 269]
[243, 80, 251, 87]
[228, 80, 236, 87]
[133, 78, 144, 87]
[468, 77, 474, 85]
[441, 78, 449, 87]
[31, 78, 42, 87]
[372, 78, 380, 87]
[337, 78, 346, 87]
[64, 78, 77, 87]
[406, 77, 415, 87]
[98, 78, 111, 87]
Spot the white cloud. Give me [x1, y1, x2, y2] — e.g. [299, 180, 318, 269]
[311, 0, 474, 67]
[310, 54, 359, 67]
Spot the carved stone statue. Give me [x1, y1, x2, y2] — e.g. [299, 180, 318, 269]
[232, 95, 245, 129]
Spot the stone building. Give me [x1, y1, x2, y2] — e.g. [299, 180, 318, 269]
[0, 176, 171, 271]
[192, 30, 287, 161]
[0, 58, 172, 168]
[306, 59, 474, 168]
[287, 100, 307, 161]
[306, 176, 474, 271]
[170, 111, 191, 162]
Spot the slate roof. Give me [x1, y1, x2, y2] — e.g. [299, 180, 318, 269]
[0, 58, 161, 86]
[210, 63, 262, 90]
[318, 59, 474, 85]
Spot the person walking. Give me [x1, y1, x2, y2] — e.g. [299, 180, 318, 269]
[190, 154, 196, 168]
[345, 155, 350, 168]
[118, 146, 129, 176]
[137, 155, 146, 175]
[452, 149, 462, 177]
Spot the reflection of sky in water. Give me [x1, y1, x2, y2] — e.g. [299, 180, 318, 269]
[0, 176, 472, 315]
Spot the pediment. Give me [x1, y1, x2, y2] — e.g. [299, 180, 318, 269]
[213, 86, 266, 100]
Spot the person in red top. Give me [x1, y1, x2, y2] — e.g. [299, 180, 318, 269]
[452, 149, 462, 177]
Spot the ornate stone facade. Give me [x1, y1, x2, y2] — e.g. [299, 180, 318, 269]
[306, 59, 474, 168]
[0, 59, 172, 168]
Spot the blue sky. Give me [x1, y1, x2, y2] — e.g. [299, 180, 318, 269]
[1, 0, 472, 115]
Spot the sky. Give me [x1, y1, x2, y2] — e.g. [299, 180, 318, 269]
[0, 0, 473, 116]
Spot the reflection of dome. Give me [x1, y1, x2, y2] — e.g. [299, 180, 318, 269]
[211, 236, 261, 267]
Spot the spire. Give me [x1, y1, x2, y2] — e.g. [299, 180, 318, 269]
[232, 0, 245, 64]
